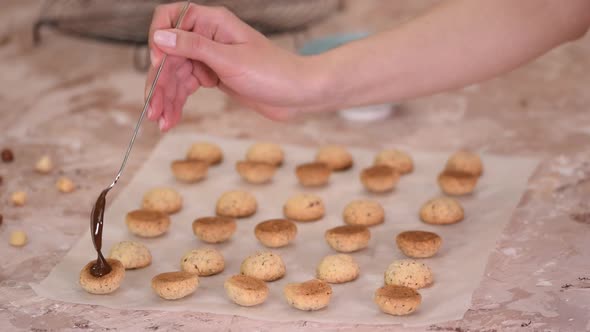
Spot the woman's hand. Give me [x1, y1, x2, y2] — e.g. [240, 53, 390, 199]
[146, 2, 325, 131]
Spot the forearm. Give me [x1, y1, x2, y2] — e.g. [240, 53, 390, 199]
[310, 0, 590, 109]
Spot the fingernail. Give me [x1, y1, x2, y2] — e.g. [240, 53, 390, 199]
[158, 117, 166, 131]
[150, 49, 157, 67]
[147, 106, 153, 118]
[154, 30, 177, 48]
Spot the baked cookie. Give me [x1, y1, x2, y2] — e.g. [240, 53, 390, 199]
[216, 190, 257, 218]
[325, 225, 371, 253]
[284, 279, 333, 311]
[224, 275, 269, 307]
[283, 193, 325, 222]
[186, 142, 223, 165]
[142, 187, 183, 214]
[235, 161, 276, 184]
[125, 209, 171, 238]
[438, 170, 479, 196]
[396, 231, 442, 258]
[180, 248, 225, 276]
[171, 159, 208, 183]
[151, 271, 199, 300]
[192, 216, 237, 243]
[342, 200, 385, 227]
[374, 285, 421, 316]
[316, 254, 360, 284]
[56, 177, 76, 193]
[360, 165, 400, 193]
[444, 150, 483, 176]
[240, 251, 286, 282]
[109, 241, 152, 269]
[315, 145, 353, 171]
[295, 162, 331, 187]
[246, 142, 284, 166]
[254, 219, 298, 248]
[79, 258, 125, 295]
[420, 197, 464, 225]
[374, 149, 414, 174]
[384, 259, 433, 289]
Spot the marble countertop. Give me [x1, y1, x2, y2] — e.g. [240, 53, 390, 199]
[1, 1, 589, 331]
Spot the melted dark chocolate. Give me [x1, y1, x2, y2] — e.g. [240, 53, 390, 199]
[90, 188, 112, 277]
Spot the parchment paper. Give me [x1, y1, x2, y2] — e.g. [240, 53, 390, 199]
[32, 134, 538, 326]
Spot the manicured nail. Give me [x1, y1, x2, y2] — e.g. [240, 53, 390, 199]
[154, 30, 176, 48]
[158, 117, 166, 131]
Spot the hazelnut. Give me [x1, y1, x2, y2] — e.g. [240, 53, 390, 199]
[35, 155, 53, 174]
[1, 149, 14, 162]
[11, 191, 27, 206]
[56, 177, 76, 193]
[0, 214, 3, 226]
[9, 230, 27, 247]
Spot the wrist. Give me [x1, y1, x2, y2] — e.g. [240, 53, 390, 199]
[297, 54, 341, 111]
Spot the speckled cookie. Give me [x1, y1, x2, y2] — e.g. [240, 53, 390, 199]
[108, 241, 152, 269]
[235, 161, 276, 184]
[295, 162, 331, 187]
[315, 145, 353, 171]
[419, 197, 464, 225]
[384, 259, 433, 289]
[374, 285, 421, 316]
[396, 231, 442, 258]
[316, 254, 360, 284]
[325, 225, 371, 253]
[342, 200, 385, 226]
[283, 193, 325, 222]
[224, 275, 269, 307]
[79, 259, 125, 295]
[180, 248, 225, 276]
[186, 142, 223, 165]
[142, 187, 183, 214]
[254, 219, 298, 248]
[151, 271, 199, 300]
[192, 216, 237, 243]
[284, 279, 333, 311]
[125, 209, 171, 238]
[171, 159, 208, 183]
[246, 142, 284, 166]
[360, 165, 400, 193]
[444, 150, 483, 176]
[240, 251, 286, 282]
[374, 149, 414, 174]
[216, 190, 257, 218]
[438, 170, 479, 196]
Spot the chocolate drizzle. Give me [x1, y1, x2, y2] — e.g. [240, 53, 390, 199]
[90, 188, 112, 277]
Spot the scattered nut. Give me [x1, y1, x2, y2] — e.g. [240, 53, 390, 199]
[9, 230, 27, 247]
[0, 214, 3, 226]
[35, 155, 54, 174]
[56, 177, 76, 193]
[1, 149, 14, 162]
[11, 191, 27, 206]
[0, 175, 3, 185]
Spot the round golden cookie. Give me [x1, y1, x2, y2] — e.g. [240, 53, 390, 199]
[79, 258, 125, 295]
[295, 162, 331, 187]
[192, 216, 237, 243]
[246, 142, 284, 166]
[325, 225, 371, 253]
[316, 254, 360, 284]
[235, 161, 276, 184]
[384, 259, 433, 289]
[438, 171, 479, 196]
[171, 159, 208, 183]
[151, 271, 199, 300]
[374, 149, 414, 175]
[419, 197, 464, 225]
[142, 187, 183, 215]
[108, 241, 152, 269]
[396, 231, 442, 258]
[180, 248, 225, 276]
[315, 145, 353, 171]
[125, 209, 171, 238]
[283, 193, 325, 222]
[186, 142, 223, 165]
[360, 165, 400, 193]
[254, 219, 298, 248]
[240, 251, 286, 282]
[224, 275, 269, 307]
[216, 190, 257, 218]
[374, 285, 421, 316]
[284, 279, 333, 311]
[342, 200, 385, 227]
[444, 150, 483, 176]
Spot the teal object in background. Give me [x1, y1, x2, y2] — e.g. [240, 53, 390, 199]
[299, 32, 370, 55]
